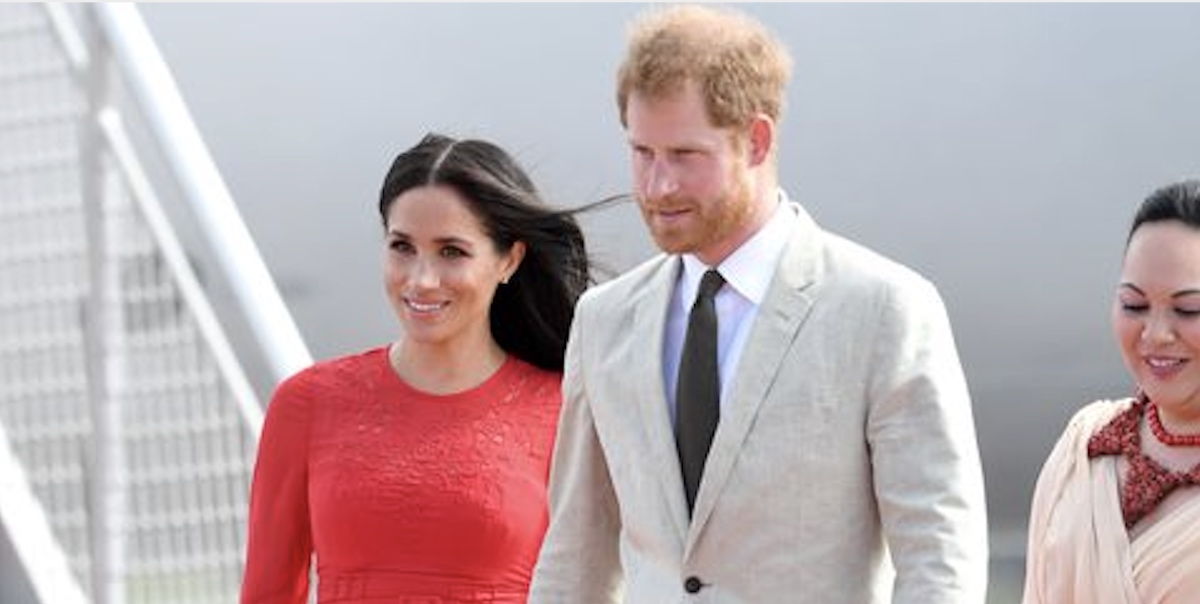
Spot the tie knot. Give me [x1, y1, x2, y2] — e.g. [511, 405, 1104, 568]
[697, 269, 725, 301]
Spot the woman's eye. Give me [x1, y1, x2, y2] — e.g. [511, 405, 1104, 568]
[1176, 308, 1200, 318]
[1120, 303, 1148, 314]
[441, 246, 468, 259]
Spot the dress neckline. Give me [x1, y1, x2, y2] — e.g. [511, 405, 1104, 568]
[379, 346, 522, 402]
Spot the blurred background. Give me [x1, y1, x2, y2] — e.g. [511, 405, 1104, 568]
[4, 3, 1200, 604]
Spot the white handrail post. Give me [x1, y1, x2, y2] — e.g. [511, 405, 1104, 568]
[92, 3, 313, 385]
[80, 5, 126, 604]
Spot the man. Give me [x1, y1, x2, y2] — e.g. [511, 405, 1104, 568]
[530, 5, 989, 603]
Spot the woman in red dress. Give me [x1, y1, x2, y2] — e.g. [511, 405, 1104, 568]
[240, 133, 595, 603]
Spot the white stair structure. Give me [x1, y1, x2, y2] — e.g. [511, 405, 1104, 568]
[0, 4, 311, 603]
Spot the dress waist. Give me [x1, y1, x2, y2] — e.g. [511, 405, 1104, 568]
[318, 570, 527, 603]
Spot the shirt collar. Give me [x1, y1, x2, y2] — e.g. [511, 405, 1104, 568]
[679, 190, 797, 305]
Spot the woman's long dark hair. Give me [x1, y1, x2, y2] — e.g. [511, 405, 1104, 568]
[379, 132, 612, 372]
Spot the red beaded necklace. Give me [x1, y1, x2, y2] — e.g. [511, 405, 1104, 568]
[1147, 401, 1200, 447]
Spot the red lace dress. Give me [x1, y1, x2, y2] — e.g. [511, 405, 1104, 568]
[240, 348, 562, 604]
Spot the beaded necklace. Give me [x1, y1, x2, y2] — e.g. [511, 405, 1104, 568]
[1147, 401, 1200, 447]
[1086, 396, 1200, 527]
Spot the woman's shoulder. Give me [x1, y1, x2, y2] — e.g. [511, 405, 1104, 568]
[1031, 398, 1137, 490]
[506, 355, 562, 388]
[1062, 397, 1137, 439]
[271, 346, 388, 402]
[496, 356, 563, 409]
[497, 358, 563, 441]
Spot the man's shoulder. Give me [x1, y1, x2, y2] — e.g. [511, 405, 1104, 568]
[774, 201, 936, 297]
[786, 225, 943, 319]
[579, 253, 673, 308]
[819, 230, 932, 290]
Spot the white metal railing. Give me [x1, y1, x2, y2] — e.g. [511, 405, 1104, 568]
[90, 4, 312, 384]
[0, 3, 312, 603]
[0, 422, 89, 604]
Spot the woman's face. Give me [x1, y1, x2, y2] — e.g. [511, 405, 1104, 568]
[1113, 220, 1200, 423]
[383, 184, 523, 351]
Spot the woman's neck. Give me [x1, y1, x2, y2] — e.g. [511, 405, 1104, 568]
[389, 337, 508, 395]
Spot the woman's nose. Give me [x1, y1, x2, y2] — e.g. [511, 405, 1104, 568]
[410, 257, 439, 288]
[1142, 312, 1177, 344]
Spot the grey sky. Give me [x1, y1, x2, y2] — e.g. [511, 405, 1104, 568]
[140, 2, 1200, 553]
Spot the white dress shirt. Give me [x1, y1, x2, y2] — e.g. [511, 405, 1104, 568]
[663, 192, 798, 423]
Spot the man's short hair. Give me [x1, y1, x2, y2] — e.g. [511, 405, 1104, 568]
[616, 4, 793, 130]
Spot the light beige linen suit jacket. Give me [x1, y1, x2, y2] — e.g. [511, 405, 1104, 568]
[530, 202, 989, 604]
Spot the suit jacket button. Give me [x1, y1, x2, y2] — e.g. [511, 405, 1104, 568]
[684, 576, 703, 593]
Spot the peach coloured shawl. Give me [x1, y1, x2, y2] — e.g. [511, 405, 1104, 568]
[1023, 399, 1200, 604]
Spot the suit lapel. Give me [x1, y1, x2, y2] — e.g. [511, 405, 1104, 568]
[686, 205, 823, 549]
[629, 257, 692, 541]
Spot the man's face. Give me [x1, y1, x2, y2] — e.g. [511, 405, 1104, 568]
[625, 83, 756, 266]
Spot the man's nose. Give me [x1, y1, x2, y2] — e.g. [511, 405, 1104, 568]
[643, 157, 680, 200]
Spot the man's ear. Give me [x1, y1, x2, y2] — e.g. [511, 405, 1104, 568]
[747, 114, 774, 167]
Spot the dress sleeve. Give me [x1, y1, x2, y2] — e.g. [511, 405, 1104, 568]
[240, 372, 315, 604]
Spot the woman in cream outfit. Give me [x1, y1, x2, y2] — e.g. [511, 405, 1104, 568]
[1023, 179, 1200, 603]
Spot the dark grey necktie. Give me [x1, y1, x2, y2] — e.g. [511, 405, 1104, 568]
[676, 269, 725, 514]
